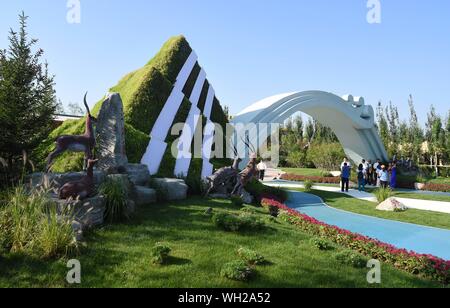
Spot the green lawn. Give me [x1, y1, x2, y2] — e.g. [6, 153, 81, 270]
[391, 192, 450, 203]
[282, 168, 327, 177]
[0, 197, 442, 288]
[303, 189, 450, 230]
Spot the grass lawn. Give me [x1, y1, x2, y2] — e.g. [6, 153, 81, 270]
[391, 192, 450, 203]
[428, 177, 450, 185]
[303, 189, 450, 230]
[0, 197, 442, 288]
[282, 168, 327, 177]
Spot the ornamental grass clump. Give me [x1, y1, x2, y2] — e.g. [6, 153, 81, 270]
[374, 187, 392, 203]
[0, 186, 77, 259]
[100, 177, 129, 223]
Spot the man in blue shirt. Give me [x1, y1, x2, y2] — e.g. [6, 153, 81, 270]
[341, 163, 351, 192]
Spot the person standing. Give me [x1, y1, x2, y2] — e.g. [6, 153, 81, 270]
[257, 160, 267, 181]
[390, 163, 397, 189]
[357, 164, 365, 192]
[367, 160, 373, 186]
[341, 157, 352, 169]
[341, 163, 351, 193]
[379, 165, 389, 189]
[374, 159, 381, 187]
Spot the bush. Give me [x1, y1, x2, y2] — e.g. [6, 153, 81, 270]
[231, 195, 244, 207]
[245, 179, 288, 203]
[304, 180, 314, 192]
[240, 206, 259, 215]
[100, 177, 130, 223]
[212, 212, 265, 232]
[237, 247, 265, 265]
[0, 186, 77, 259]
[310, 238, 333, 251]
[281, 173, 340, 185]
[220, 260, 254, 281]
[335, 250, 367, 268]
[307, 143, 345, 171]
[374, 187, 392, 203]
[151, 242, 172, 265]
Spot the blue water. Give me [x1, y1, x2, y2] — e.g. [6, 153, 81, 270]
[286, 191, 450, 260]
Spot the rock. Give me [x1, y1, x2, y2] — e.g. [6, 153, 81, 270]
[28, 171, 106, 190]
[55, 196, 106, 230]
[71, 220, 84, 242]
[240, 189, 254, 204]
[126, 164, 150, 186]
[376, 198, 408, 212]
[126, 200, 136, 217]
[96, 93, 128, 172]
[152, 178, 188, 201]
[209, 193, 230, 199]
[133, 186, 157, 206]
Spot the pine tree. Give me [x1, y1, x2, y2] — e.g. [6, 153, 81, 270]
[0, 12, 57, 171]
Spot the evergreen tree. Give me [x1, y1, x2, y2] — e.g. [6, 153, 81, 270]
[0, 12, 57, 171]
[407, 95, 423, 163]
[376, 101, 390, 155]
[293, 115, 304, 142]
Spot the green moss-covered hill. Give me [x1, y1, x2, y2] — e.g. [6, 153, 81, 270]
[36, 36, 229, 178]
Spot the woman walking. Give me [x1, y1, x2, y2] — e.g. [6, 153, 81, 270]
[357, 164, 365, 192]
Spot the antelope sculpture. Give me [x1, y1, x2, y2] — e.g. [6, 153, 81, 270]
[58, 159, 99, 200]
[46, 93, 97, 173]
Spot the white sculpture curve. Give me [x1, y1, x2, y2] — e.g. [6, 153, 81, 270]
[231, 90, 389, 167]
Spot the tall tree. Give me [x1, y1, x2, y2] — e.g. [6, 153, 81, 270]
[0, 12, 57, 171]
[376, 101, 390, 156]
[407, 95, 423, 163]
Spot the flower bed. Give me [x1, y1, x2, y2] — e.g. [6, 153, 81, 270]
[280, 173, 340, 184]
[420, 183, 450, 193]
[261, 196, 450, 284]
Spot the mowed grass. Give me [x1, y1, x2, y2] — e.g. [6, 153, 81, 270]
[0, 198, 443, 288]
[304, 189, 450, 230]
[391, 192, 450, 203]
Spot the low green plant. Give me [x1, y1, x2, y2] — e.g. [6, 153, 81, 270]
[334, 250, 367, 268]
[151, 242, 172, 265]
[374, 187, 392, 203]
[212, 212, 265, 232]
[304, 180, 314, 192]
[100, 177, 130, 223]
[277, 210, 292, 223]
[230, 195, 244, 207]
[244, 179, 288, 203]
[220, 260, 254, 281]
[237, 247, 265, 265]
[240, 206, 258, 215]
[310, 237, 333, 251]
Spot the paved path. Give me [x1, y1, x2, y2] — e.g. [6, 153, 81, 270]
[287, 191, 450, 260]
[265, 180, 450, 214]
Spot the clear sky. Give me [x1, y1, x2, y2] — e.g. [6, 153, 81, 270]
[1, 0, 449, 125]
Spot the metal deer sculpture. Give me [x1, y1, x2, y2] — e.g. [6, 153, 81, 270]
[46, 93, 97, 172]
[205, 137, 258, 197]
[205, 144, 242, 197]
[59, 159, 99, 200]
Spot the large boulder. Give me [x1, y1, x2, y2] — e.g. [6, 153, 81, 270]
[152, 178, 188, 201]
[133, 186, 157, 206]
[96, 93, 128, 173]
[376, 198, 408, 212]
[28, 171, 106, 190]
[55, 195, 106, 231]
[126, 164, 150, 186]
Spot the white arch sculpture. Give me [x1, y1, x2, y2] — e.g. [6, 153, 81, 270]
[231, 91, 388, 167]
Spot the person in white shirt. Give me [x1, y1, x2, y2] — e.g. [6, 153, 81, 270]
[257, 161, 267, 181]
[341, 158, 352, 169]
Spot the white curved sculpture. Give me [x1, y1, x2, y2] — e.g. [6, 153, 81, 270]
[231, 91, 388, 167]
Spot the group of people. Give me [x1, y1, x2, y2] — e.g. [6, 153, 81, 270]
[340, 158, 397, 193]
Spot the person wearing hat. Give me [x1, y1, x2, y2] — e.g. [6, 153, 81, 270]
[379, 165, 389, 189]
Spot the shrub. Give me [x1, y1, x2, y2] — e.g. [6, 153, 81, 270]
[237, 247, 265, 265]
[220, 260, 254, 281]
[281, 173, 340, 185]
[277, 210, 292, 223]
[304, 180, 314, 192]
[421, 183, 450, 193]
[231, 195, 244, 207]
[335, 250, 367, 268]
[0, 186, 77, 259]
[320, 171, 333, 178]
[307, 143, 345, 171]
[240, 206, 258, 215]
[374, 187, 392, 203]
[100, 177, 130, 223]
[151, 242, 172, 265]
[212, 212, 265, 232]
[245, 179, 288, 203]
[310, 238, 333, 251]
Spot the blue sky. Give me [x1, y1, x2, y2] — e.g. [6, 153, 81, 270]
[1, 0, 449, 125]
